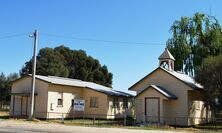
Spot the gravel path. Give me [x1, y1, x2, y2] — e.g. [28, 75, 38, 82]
[0, 120, 191, 133]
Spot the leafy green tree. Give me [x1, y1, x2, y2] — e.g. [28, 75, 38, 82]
[0, 73, 18, 102]
[0, 73, 7, 101]
[20, 48, 69, 77]
[195, 55, 222, 115]
[20, 45, 113, 87]
[167, 13, 222, 76]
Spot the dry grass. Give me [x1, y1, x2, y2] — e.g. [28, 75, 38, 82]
[1, 115, 221, 132]
[0, 111, 9, 116]
[0, 111, 10, 119]
[48, 119, 222, 133]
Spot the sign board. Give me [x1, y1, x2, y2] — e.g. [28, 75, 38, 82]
[74, 99, 85, 111]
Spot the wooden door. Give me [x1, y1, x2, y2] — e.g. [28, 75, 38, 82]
[145, 97, 160, 123]
[21, 97, 28, 116]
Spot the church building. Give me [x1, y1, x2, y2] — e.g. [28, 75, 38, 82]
[129, 48, 210, 126]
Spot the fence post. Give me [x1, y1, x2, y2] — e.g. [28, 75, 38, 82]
[174, 118, 177, 129]
[61, 113, 64, 124]
[93, 115, 95, 125]
[144, 114, 146, 123]
[47, 112, 49, 121]
[124, 114, 126, 126]
[214, 117, 216, 130]
[150, 115, 152, 125]
[72, 110, 74, 121]
[188, 117, 189, 126]
[98, 115, 99, 125]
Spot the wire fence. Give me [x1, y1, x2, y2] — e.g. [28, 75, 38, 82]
[9, 111, 135, 126]
[47, 112, 135, 126]
[142, 115, 209, 126]
[8, 111, 222, 128]
[2, 110, 222, 130]
[140, 114, 222, 130]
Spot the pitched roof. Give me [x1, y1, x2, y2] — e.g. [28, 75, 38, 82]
[129, 67, 203, 90]
[17, 75, 134, 97]
[158, 48, 175, 61]
[136, 85, 177, 99]
[160, 67, 203, 89]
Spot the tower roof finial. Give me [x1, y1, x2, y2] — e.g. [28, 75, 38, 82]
[158, 48, 175, 61]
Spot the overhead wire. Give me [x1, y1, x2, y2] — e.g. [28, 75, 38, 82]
[40, 32, 165, 46]
[0, 32, 166, 46]
[0, 32, 32, 40]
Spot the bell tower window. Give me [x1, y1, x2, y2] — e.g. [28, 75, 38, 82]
[158, 48, 175, 71]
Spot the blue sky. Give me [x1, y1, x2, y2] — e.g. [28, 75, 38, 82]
[0, 0, 222, 93]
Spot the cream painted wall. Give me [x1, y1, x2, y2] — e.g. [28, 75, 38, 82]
[107, 96, 132, 119]
[10, 77, 49, 118]
[83, 88, 109, 118]
[131, 69, 193, 126]
[136, 87, 167, 123]
[11, 77, 132, 119]
[47, 85, 132, 119]
[47, 84, 83, 119]
[188, 90, 210, 125]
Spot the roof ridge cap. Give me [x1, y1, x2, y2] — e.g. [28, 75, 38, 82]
[46, 75, 82, 81]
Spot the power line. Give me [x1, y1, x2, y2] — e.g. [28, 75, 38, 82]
[0, 32, 166, 46]
[40, 33, 165, 46]
[0, 32, 32, 40]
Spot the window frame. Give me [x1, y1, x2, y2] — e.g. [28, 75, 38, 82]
[113, 97, 119, 108]
[90, 97, 99, 108]
[123, 98, 128, 109]
[57, 92, 63, 107]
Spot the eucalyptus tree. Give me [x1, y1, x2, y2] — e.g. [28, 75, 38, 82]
[167, 13, 222, 76]
[0, 73, 18, 102]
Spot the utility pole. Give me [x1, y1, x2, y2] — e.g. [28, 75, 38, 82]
[29, 29, 38, 120]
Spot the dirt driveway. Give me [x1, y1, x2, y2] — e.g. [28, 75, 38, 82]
[0, 119, 191, 133]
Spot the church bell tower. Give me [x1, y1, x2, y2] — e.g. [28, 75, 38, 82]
[158, 48, 175, 71]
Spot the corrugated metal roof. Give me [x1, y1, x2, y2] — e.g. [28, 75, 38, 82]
[129, 67, 203, 91]
[137, 84, 177, 99]
[27, 75, 134, 97]
[151, 85, 177, 99]
[160, 67, 203, 89]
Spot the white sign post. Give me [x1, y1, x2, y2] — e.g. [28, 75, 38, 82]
[74, 99, 85, 111]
